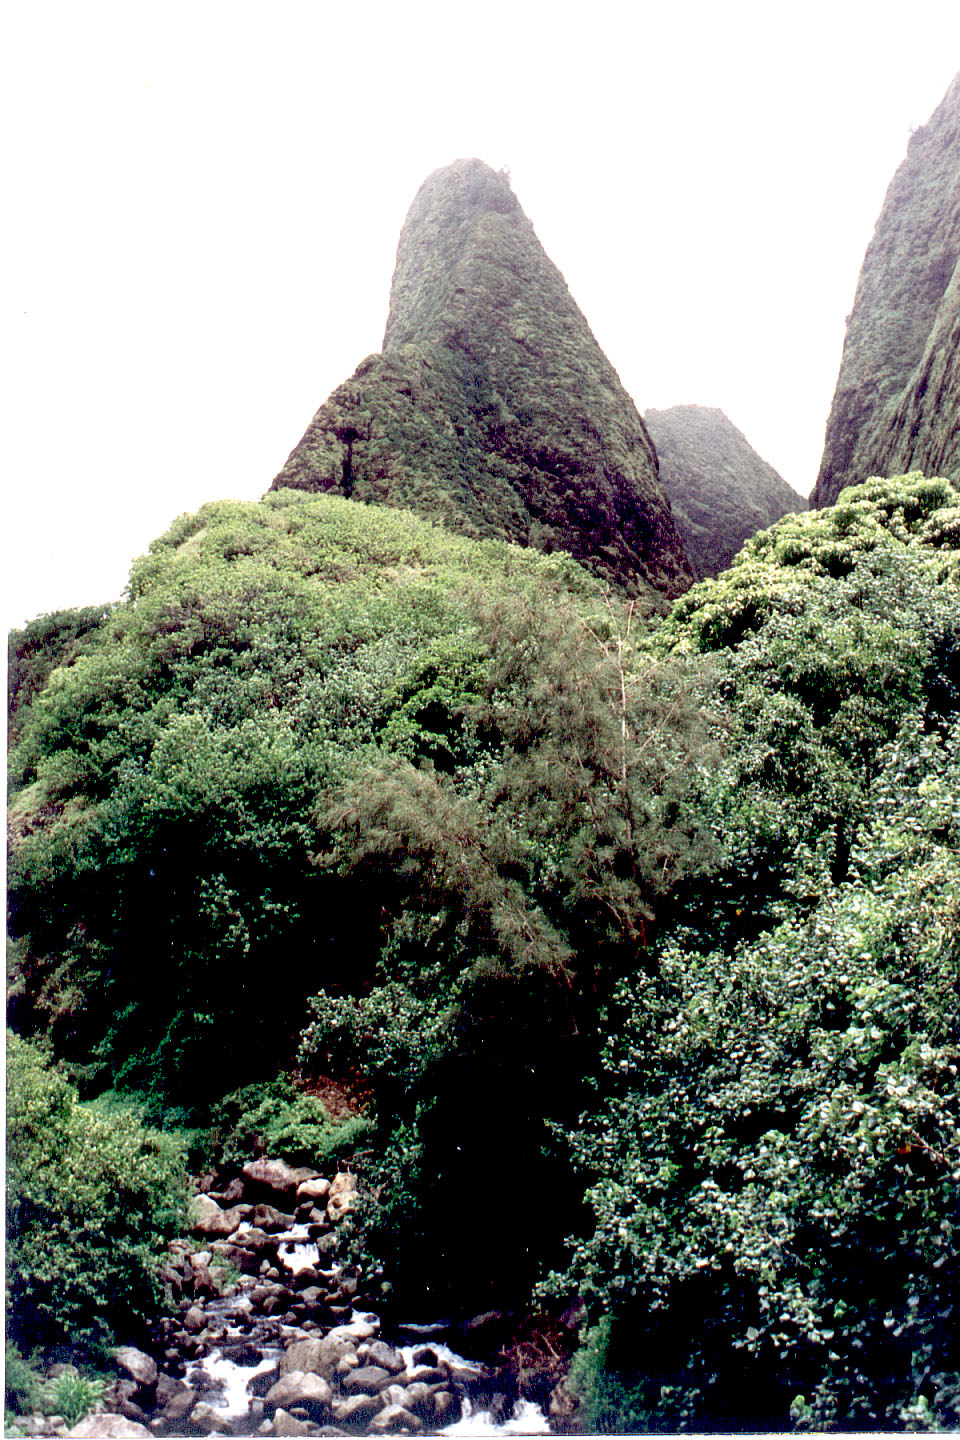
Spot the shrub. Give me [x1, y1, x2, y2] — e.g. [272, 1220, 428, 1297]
[215, 1078, 372, 1171]
[6, 1034, 188, 1355]
[49, 1373, 105, 1429]
[4, 1343, 42, 1420]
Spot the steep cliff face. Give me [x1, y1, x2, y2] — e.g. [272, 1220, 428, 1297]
[644, 405, 805, 580]
[271, 159, 693, 600]
[812, 74, 960, 508]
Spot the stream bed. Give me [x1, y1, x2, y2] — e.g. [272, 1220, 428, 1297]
[66, 1161, 565, 1437]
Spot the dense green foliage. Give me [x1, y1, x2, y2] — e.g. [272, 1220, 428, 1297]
[213, 1078, 372, 1171]
[296, 568, 715, 1310]
[7, 492, 601, 1109]
[547, 473, 960, 1430]
[5, 1343, 106, 1435]
[6, 488, 710, 1316]
[8, 604, 113, 740]
[7, 471, 960, 1429]
[6, 1034, 187, 1356]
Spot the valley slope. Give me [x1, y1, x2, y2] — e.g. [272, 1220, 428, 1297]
[813, 72, 960, 507]
[644, 404, 805, 580]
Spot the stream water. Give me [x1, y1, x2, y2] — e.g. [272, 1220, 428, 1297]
[181, 1227, 551, 1434]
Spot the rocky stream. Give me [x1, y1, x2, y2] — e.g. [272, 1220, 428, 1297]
[21, 1158, 567, 1439]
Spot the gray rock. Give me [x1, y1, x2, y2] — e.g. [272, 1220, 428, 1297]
[380, 1384, 412, 1408]
[213, 1177, 246, 1205]
[279, 1337, 343, 1379]
[160, 1380, 197, 1423]
[251, 1203, 297, 1232]
[116, 1381, 149, 1421]
[360, 1341, 405, 1374]
[232, 1226, 279, 1257]
[272, 1409, 314, 1436]
[398, 1365, 445, 1387]
[431, 1391, 458, 1422]
[370, 1403, 423, 1433]
[193, 1203, 254, 1239]
[325, 1319, 377, 1345]
[265, 1370, 333, 1414]
[341, 1365, 393, 1395]
[296, 1177, 331, 1204]
[242, 1158, 301, 1201]
[191, 1261, 218, 1297]
[66, 1419, 153, 1438]
[112, 1347, 158, 1390]
[189, 1193, 223, 1227]
[182, 1304, 207, 1334]
[332, 1394, 382, 1425]
[400, 1382, 436, 1408]
[190, 1400, 234, 1434]
[325, 1173, 357, 1223]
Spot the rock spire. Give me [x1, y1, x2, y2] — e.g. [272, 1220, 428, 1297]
[271, 159, 693, 599]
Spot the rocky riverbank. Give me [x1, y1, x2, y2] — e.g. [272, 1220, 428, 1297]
[17, 1156, 569, 1438]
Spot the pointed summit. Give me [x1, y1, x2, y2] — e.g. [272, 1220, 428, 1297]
[271, 160, 692, 599]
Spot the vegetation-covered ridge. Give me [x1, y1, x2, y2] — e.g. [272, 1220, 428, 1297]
[270, 159, 693, 601]
[813, 72, 960, 507]
[644, 404, 805, 581]
[7, 472, 960, 1432]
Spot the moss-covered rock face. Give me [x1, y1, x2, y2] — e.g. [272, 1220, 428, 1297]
[271, 159, 693, 602]
[643, 405, 805, 580]
[813, 73, 960, 508]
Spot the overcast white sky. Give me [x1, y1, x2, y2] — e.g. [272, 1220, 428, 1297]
[5, 1, 960, 627]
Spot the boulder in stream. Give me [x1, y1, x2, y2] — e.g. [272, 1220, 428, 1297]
[296, 1176, 331, 1204]
[264, 1369, 333, 1416]
[370, 1403, 424, 1433]
[251, 1203, 297, 1232]
[112, 1347, 158, 1390]
[341, 1364, 393, 1395]
[271, 1410, 314, 1436]
[190, 1399, 234, 1433]
[242, 1158, 302, 1203]
[279, 1336, 347, 1379]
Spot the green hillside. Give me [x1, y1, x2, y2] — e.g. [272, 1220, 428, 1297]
[7, 472, 960, 1430]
